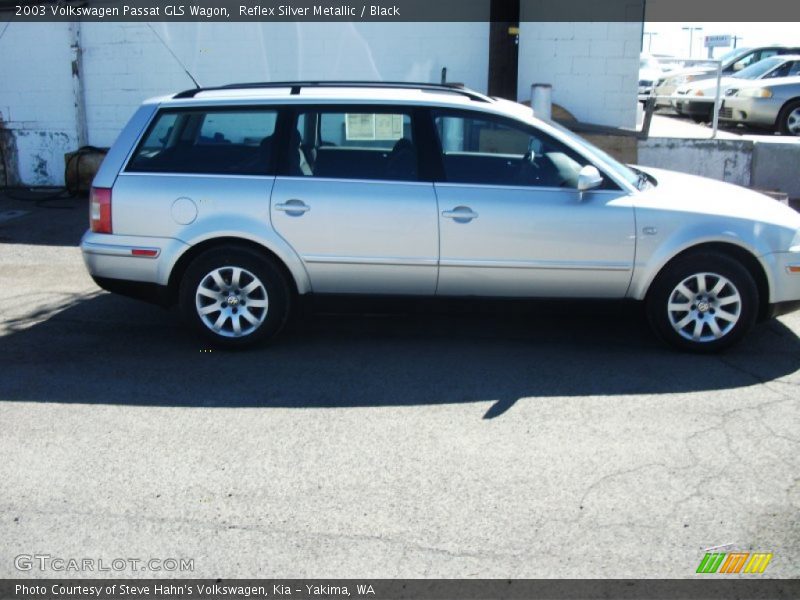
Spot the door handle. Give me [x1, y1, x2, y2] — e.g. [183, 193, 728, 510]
[442, 206, 478, 222]
[275, 200, 310, 215]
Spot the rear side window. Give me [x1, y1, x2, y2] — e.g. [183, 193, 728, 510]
[286, 109, 418, 181]
[127, 109, 278, 175]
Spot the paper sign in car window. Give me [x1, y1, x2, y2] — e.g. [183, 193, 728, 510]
[345, 114, 376, 140]
[375, 114, 404, 140]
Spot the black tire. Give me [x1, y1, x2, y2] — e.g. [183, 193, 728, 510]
[777, 99, 800, 136]
[646, 251, 758, 353]
[179, 246, 291, 349]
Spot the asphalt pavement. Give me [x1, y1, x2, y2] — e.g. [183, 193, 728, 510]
[1, 192, 799, 578]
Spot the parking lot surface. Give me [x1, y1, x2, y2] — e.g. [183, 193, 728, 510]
[1, 193, 799, 578]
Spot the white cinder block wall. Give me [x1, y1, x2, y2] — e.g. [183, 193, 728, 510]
[0, 22, 489, 184]
[518, 22, 642, 128]
[0, 23, 80, 185]
[1, 18, 643, 185]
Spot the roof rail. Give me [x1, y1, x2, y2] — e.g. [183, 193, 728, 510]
[173, 81, 492, 102]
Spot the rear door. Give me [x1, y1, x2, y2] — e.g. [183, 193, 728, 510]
[270, 106, 439, 294]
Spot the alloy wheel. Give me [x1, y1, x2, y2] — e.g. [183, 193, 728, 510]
[666, 272, 742, 343]
[195, 266, 269, 338]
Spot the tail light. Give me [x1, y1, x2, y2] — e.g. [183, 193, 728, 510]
[90, 187, 112, 233]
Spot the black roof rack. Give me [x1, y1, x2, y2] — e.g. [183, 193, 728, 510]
[173, 81, 492, 103]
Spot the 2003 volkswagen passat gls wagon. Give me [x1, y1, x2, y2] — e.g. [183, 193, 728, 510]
[81, 81, 800, 352]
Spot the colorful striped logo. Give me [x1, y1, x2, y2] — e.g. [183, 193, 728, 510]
[696, 552, 773, 574]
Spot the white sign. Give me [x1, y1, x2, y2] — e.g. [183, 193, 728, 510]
[704, 35, 732, 48]
[345, 113, 404, 141]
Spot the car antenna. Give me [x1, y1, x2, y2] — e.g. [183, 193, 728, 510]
[144, 22, 201, 89]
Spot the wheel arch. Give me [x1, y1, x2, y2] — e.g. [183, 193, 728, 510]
[640, 242, 771, 321]
[775, 96, 800, 131]
[165, 236, 308, 306]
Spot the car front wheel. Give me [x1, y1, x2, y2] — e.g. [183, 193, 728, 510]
[179, 246, 290, 348]
[777, 99, 800, 136]
[646, 252, 758, 353]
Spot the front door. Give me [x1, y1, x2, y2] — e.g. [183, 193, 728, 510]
[432, 110, 635, 298]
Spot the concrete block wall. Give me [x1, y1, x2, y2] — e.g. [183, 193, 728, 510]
[2, 22, 490, 184]
[517, 21, 641, 128]
[75, 22, 491, 150]
[0, 23, 79, 185]
[2, 17, 644, 185]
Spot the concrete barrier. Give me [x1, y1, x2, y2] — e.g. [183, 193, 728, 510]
[636, 137, 799, 200]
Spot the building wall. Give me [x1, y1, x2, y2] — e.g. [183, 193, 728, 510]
[517, 21, 642, 128]
[80, 22, 492, 148]
[1, 17, 642, 185]
[0, 22, 79, 185]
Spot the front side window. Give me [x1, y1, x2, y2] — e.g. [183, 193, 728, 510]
[433, 112, 594, 189]
[286, 109, 418, 181]
[128, 109, 278, 175]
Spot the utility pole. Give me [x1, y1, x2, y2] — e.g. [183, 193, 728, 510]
[732, 35, 744, 49]
[682, 26, 703, 58]
[643, 31, 658, 53]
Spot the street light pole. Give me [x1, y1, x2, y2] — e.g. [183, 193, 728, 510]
[643, 31, 658, 53]
[682, 26, 703, 58]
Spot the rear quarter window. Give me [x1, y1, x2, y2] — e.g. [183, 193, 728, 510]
[127, 108, 278, 175]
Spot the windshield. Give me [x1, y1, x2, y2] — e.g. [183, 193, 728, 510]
[541, 119, 642, 189]
[733, 56, 783, 79]
[640, 57, 660, 71]
[720, 47, 751, 67]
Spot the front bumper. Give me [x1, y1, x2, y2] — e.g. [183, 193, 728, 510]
[673, 97, 714, 117]
[717, 97, 781, 127]
[763, 250, 800, 307]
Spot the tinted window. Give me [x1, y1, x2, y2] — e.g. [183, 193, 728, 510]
[433, 112, 594, 189]
[286, 109, 418, 181]
[776, 60, 800, 77]
[732, 50, 779, 72]
[128, 109, 278, 175]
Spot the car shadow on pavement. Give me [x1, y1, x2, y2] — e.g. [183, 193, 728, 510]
[2, 292, 799, 419]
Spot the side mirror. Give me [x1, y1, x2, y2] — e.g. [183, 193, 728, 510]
[577, 165, 603, 192]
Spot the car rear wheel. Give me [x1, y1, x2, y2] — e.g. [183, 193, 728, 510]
[179, 247, 290, 348]
[646, 251, 758, 353]
[777, 99, 800, 136]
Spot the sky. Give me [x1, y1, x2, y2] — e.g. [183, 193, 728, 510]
[642, 22, 800, 58]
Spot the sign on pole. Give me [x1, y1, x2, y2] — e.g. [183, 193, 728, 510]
[704, 34, 732, 48]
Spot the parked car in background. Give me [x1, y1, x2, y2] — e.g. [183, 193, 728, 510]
[720, 75, 800, 135]
[655, 46, 800, 106]
[80, 81, 800, 353]
[639, 54, 664, 100]
[673, 54, 800, 122]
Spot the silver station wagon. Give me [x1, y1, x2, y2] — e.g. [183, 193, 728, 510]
[81, 81, 800, 352]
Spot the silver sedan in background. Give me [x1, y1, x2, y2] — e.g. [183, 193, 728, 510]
[720, 75, 800, 135]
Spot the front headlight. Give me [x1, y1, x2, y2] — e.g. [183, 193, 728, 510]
[736, 87, 774, 98]
[672, 75, 696, 85]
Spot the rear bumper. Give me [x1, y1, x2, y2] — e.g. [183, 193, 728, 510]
[92, 276, 172, 306]
[81, 230, 189, 287]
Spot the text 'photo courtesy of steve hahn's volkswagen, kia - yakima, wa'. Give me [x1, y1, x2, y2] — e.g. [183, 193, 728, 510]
[80, 81, 800, 353]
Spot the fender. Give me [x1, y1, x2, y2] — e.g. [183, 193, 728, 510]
[163, 214, 312, 294]
[628, 218, 774, 302]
